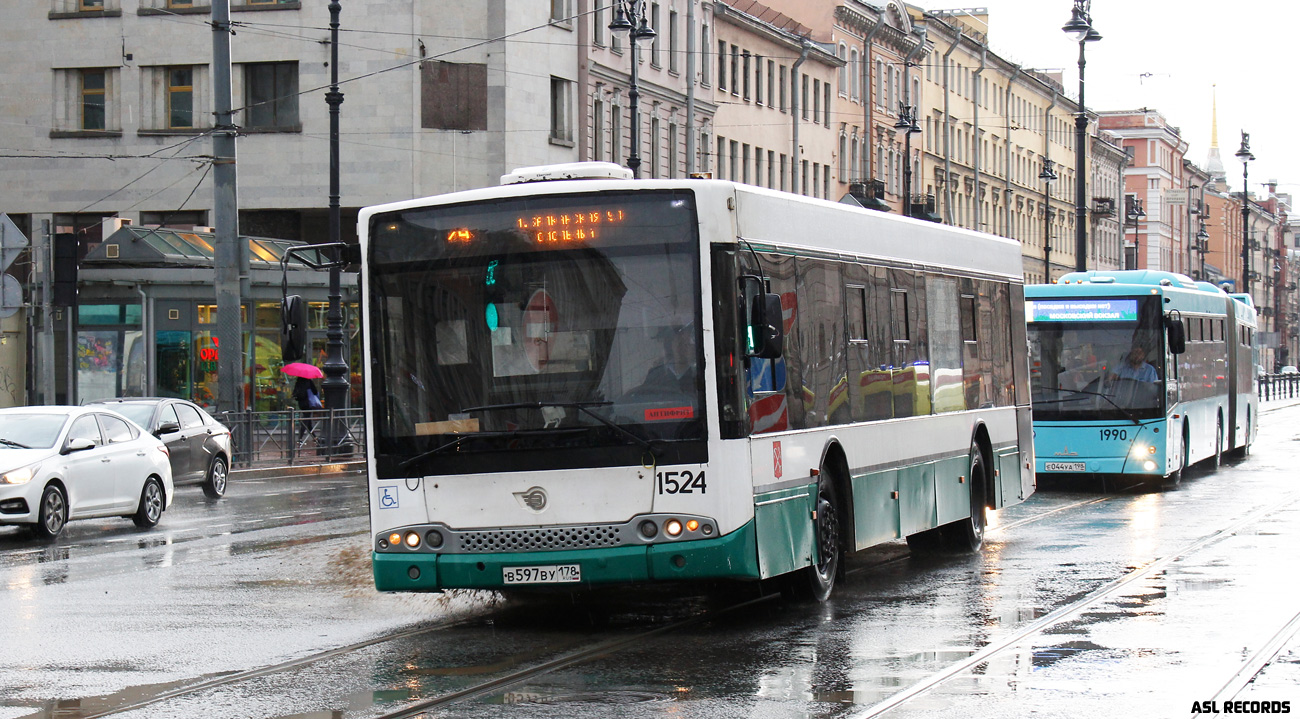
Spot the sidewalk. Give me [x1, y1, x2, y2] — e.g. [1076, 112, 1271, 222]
[1260, 396, 1300, 413]
[231, 460, 366, 481]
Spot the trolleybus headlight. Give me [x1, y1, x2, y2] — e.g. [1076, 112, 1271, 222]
[686, 519, 699, 532]
[404, 531, 421, 548]
[665, 519, 683, 537]
[1143, 460, 1158, 472]
[638, 520, 659, 539]
[425, 529, 444, 549]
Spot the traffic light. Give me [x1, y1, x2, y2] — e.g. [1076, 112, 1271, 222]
[52, 233, 77, 306]
[281, 294, 307, 363]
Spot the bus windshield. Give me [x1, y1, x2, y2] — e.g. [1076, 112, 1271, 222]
[367, 190, 704, 477]
[1027, 295, 1166, 421]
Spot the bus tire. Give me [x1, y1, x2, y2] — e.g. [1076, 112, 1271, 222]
[1162, 424, 1189, 490]
[787, 475, 841, 602]
[941, 442, 987, 553]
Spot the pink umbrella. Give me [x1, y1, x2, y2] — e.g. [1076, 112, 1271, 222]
[281, 362, 324, 379]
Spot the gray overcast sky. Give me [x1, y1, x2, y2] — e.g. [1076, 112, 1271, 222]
[924, 1, 1299, 193]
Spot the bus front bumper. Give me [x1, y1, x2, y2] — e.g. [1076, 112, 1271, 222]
[373, 520, 759, 592]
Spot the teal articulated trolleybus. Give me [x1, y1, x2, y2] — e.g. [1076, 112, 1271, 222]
[1026, 270, 1259, 488]
[359, 162, 1035, 601]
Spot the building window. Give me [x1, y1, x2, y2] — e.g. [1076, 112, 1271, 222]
[650, 3, 661, 67]
[850, 48, 859, 101]
[767, 60, 775, 110]
[823, 81, 830, 127]
[812, 78, 820, 121]
[837, 43, 847, 95]
[729, 139, 738, 181]
[244, 61, 299, 130]
[742, 51, 751, 101]
[668, 10, 678, 73]
[700, 22, 710, 85]
[839, 135, 848, 183]
[668, 121, 677, 178]
[168, 66, 194, 129]
[610, 105, 622, 164]
[593, 0, 605, 45]
[717, 40, 727, 91]
[801, 74, 809, 120]
[649, 116, 660, 177]
[550, 0, 570, 24]
[550, 76, 574, 143]
[730, 45, 739, 96]
[779, 65, 787, 113]
[593, 98, 604, 161]
[420, 60, 486, 131]
[82, 69, 106, 130]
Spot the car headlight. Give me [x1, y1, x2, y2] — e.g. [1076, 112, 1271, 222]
[0, 465, 37, 485]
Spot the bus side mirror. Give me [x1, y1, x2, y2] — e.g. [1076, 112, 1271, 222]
[749, 293, 784, 359]
[1166, 317, 1186, 355]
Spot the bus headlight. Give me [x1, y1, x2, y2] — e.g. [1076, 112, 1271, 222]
[1143, 460, 1158, 472]
[665, 519, 683, 537]
[404, 531, 421, 548]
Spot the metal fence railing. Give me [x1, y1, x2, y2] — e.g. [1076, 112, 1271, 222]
[1259, 374, 1300, 401]
[218, 408, 366, 469]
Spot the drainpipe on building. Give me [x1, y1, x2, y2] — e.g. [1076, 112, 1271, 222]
[791, 39, 812, 195]
[1004, 66, 1021, 238]
[941, 29, 963, 225]
[578, 0, 590, 162]
[686, 0, 698, 173]
[138, 285, 151, 395]
[972, 45, 986, 231]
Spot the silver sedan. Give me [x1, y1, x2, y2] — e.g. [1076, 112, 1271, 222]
[0, 406, 174, 538]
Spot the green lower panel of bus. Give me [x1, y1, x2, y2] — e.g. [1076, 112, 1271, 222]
[372, 520, 760, 592]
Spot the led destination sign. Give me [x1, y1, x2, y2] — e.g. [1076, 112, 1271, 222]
[1029, 299, 1139, 322]
[443, 208, 629, 246]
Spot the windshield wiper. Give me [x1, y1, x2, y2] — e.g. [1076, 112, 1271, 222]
[461, 401, 662, 456]
[1033, 385, 1142, 425]
[397, 434, 473, 472]
[0, 438, 30, 449]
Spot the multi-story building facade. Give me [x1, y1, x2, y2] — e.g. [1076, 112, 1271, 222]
[1090, 130, 1126, 271]
[915, 10, 1083, 284]
[1099, 109, 1191, 274]
[582, 0, 717, 178]
[707, 0, 841, 196]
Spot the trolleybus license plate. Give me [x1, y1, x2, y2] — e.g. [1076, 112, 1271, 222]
[1044, 462, 1086, 472]
[503, 564, 581, 584]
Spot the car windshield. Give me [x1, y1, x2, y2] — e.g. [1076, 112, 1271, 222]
[0, 413, 70, 449]
[100, 402, 158, 427]
[368, 190, 703, 477]
[1027, 295, 1166, 421]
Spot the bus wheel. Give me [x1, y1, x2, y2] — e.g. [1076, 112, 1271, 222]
[1162, 425, 1189, 490]
[941, 443, 987, 553]
[788, 476, 841, 602]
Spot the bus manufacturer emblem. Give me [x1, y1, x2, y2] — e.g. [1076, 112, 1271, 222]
[1053, 447, 1079, 456]
[773, 441, 783, 479]
[514, 487, 548, 512]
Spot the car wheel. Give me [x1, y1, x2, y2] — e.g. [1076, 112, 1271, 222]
[35, 485, 67, 539]
[133, 477, 165, 529]
[203, 455, 229, 499]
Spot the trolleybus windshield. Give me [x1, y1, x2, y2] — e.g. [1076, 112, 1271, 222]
[1027, 295, 1166, 421]
[367, 190, 704, 477]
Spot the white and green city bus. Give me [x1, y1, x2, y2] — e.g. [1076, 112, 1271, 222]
[360, 162, 1034, 600]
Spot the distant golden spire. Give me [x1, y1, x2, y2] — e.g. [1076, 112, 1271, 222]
[1210, 85, 1218, 149]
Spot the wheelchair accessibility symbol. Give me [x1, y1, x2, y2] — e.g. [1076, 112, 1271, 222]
[378, 485, 400, 509]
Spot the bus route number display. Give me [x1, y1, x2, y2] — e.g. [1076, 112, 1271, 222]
[1028, 298, 1138, 322]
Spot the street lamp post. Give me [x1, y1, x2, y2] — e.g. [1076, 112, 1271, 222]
[1039, 158, 1058, 281]
[609, 1, 657, 178]
[1063, 0, 1101, 272]
[1125, 196, 1145, 270]
[1235, 131, 1255, 296]
[895, 104, 921, 217]
[1196, 222, 1209, 280]
[321, 0, 349, 448]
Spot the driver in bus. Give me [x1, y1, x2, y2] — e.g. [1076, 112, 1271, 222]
[640, 324, 696, 394]
[1111, 345, 1159, 383]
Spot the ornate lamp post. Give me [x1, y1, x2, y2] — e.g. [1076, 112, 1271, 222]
[1125, 195, 1145, 270]
[1196, 222, 1210, 280]
[1235, 131, 1255, 295]
[1039, 159, 1058, 281]
[1063, 0, 1101, 272]
[609, 1, 657, 178]
[895, 104, 921, 217]
[321, 0, 349, 446]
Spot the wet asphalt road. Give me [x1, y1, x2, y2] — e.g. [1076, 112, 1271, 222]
[2, 403, 1299, 719]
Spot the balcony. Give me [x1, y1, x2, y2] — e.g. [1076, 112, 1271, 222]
[1092, 197, 1116, 217]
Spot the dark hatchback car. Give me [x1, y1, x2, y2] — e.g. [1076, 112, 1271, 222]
[85, 398, 233, 498]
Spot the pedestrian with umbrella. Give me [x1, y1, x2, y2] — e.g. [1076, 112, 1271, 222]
[283, 362, 324, 442]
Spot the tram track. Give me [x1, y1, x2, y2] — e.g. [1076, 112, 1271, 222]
[1200, 605, 1300, 715]
[60, 489, 1148, 718]
[851, 490, 1300, 718]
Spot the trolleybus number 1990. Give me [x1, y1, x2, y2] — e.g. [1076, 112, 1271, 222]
[503, 565, 582, 584]
[657, 470, 706, 495]
[1099, 429, 1129, 441]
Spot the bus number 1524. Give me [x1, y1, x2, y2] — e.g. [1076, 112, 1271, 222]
[658, 470, 706, 495]
[1099, 429, 1129, 441]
